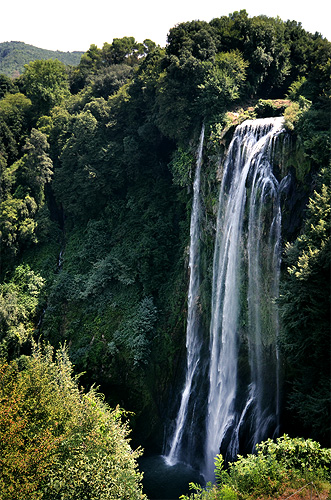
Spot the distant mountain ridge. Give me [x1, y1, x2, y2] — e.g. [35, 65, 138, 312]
[0, 41, 84, 77]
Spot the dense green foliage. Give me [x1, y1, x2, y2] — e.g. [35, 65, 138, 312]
[0, 9, 330, 475]
[0, 41, 83, 78]
[280, 167, 331, 442]
[181, 436, 331, 499]
[0, 265, 45, 357]
[18, 59, 70, 117]
[0, 343, 146, 499]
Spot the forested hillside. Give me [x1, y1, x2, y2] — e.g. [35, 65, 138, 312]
[0, 41, 83, 77]
[0, 11, 330, 499]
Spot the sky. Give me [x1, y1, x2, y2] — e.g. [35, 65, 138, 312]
[1, 0, 330, 53]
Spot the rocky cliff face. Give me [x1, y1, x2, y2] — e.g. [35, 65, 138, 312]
[161, 112, 315, 470]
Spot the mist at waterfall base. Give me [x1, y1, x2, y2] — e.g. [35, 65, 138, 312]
[141, 117, 290, 497]
[140, 455, 204, 499]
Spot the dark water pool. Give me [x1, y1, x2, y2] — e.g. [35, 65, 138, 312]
[139, 455, 205, 500]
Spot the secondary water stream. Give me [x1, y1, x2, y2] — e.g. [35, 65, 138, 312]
[165, 124, 205, 467]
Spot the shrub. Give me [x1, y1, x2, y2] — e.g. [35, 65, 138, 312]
[223, 453, 291, 498]
[215, 435, 330, 499]
[256, 435, 331, 478]
[182, 436, 330, 500]
[254, 99, 285, 117]
[283, 96, 311, 131]
[0, 342, 146, 500]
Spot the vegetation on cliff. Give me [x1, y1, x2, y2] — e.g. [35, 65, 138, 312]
[0, 10, 330, 497]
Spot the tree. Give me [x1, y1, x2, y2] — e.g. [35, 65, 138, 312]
[0, 264, 44, 358]
[103, 37, 137, 64]
[0, 194, 38, 262]
[52, 109, 112, 220]
[166, 21, 219, 60]
[0, 128, 53, 271]
[210, 12, 293, 97]
[88, 63, 133, 99]
[18, 59, 70, 116]
[80, 43, 103, 71]
[70, 38, 156, 93]
[15, 129, 53, 206]
[242, 15, 291, 96]
[0, 74, 17, 99]
[197, 50, 248, 117]
[0, 92, 32, 165]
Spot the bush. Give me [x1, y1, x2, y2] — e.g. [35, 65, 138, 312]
[0, 342, 146, 500]
[256, 435, 331, 478]
[254, 99, 287, 117]
[180, 482, 238, 500]
[283, 96, 311, 131]
[182, 436, 330, 500]
[222, 453, 292, 498]
[217, 435, 330, 499]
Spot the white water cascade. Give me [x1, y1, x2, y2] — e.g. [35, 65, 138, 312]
[165, 124, 205, 466]
[204, 117, 286, 481]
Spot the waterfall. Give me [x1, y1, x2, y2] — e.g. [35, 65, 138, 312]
[165, 124, 205, 466]
[203, 117, 285, 481]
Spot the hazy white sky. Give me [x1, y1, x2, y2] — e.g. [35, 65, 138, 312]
[2, 0, 330, 52]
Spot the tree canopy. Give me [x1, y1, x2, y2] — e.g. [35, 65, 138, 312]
[0, 13, 330, 467]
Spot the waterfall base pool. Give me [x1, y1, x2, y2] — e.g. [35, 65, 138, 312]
[139, 455, 205, 500]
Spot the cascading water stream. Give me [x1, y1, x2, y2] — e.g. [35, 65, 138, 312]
[203, 117, 286, 481]
[165, 124, 205, 466]
[246, 141, 282, 448]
